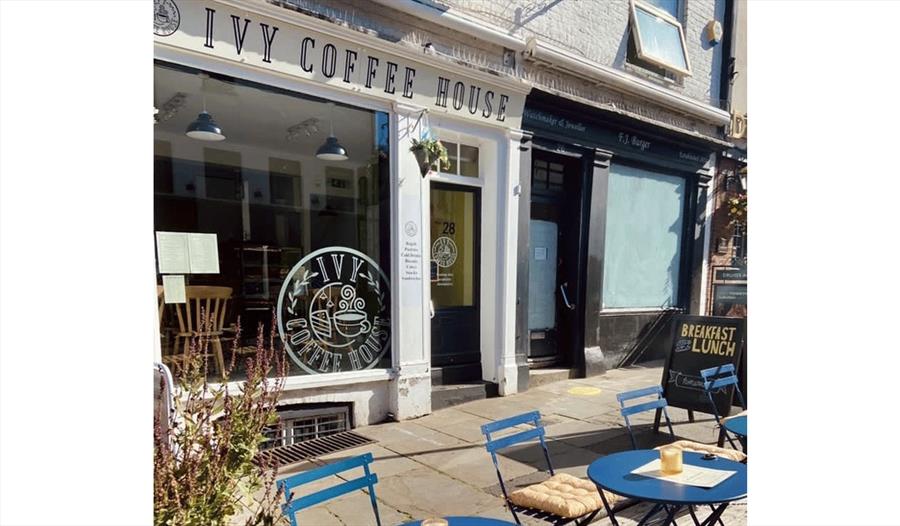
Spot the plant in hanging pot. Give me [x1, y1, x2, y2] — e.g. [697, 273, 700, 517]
[410, 138, 450, 177]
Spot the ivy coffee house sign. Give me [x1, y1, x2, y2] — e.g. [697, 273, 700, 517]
[153, 0, 526, 127]
[277, 248, 390, 374]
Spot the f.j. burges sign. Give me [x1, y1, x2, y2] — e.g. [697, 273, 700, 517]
[154, 0, 526, 127]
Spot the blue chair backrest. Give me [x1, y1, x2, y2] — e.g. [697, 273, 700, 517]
[699, 364, 746, 416]
[277, 453, 381, 526]
[481, 411, 554, 524]
[616, 385, 675, 449]
[481, 411, 554, 474]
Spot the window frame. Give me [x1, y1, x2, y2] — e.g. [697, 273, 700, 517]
[153, 56, 397, 388]
[629, 0, 693, 77]
[432, 131, 483, 187]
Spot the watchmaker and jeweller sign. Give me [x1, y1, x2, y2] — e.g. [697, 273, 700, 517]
[277, 247, 390, 374]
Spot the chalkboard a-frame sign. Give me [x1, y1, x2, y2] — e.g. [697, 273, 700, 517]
[660, 315, 746, 420]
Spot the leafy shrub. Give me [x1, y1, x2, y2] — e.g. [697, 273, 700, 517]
[154, 318, 288, 526]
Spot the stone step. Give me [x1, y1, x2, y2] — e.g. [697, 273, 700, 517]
[527, 367, 578, 388]
[431, 382, 499, 411]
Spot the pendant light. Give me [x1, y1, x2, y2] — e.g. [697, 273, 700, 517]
[185, 74, 225, 141]
[316, 103, 348, 161]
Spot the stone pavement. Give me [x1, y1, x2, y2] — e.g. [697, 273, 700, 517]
[279, 361, 747, 525]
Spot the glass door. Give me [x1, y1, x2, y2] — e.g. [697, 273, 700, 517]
[430, 183, 480, 368]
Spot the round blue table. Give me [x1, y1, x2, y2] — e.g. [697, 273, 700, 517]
[587, 450, 747, 526]
[723, 415, 747, 438]
[401, 518, 516, 526]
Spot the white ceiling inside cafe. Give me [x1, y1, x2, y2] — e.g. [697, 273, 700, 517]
[153, 64, 380, 164]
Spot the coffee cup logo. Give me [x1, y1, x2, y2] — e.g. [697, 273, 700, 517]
[278, 247, 390, 374]
[153, 0, 181, 36]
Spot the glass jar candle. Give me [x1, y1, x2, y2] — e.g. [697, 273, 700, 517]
[660, 446, 683, 474]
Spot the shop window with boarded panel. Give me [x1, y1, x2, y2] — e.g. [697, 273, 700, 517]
[602, 164, 686, 309]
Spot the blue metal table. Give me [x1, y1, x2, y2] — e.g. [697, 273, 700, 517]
[723, 415, 747, 438]
[401, 518, 516, 526]
[587, 450, 747, 526]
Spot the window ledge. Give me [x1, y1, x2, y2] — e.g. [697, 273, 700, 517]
[188, 368, 396, 400]
[622, 62, 681, 88]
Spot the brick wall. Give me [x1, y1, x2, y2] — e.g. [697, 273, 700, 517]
[706, 156, 746, 315]
[440, 0, 726, 106]
[275, 0, 727, 138]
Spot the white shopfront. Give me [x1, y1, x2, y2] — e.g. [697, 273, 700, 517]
[153, 0, 529, 424]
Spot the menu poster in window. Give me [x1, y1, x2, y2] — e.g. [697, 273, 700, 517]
[661, 315, 745, 418]
[156, 231, 190, 274]
[188, 233, 220, 274]
[162, 275, 186, 304]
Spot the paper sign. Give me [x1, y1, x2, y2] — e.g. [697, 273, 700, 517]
[535, 247, 548, 261]
[162, 275, 186, 304]
[188, 233, 220, 274]
[156, 231, 190, 274]
[630, 459, 736, 488]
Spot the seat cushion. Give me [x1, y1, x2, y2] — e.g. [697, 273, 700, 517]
[657, 440, 747, 462]
[507, 472, 620, 518]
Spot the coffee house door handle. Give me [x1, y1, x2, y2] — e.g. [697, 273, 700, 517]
[560, 282, 576, 311]
[429, 300, 435, 319]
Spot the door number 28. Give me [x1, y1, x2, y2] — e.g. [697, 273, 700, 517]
[442, 222, 456, 235]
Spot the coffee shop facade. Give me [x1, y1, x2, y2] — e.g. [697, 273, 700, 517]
[153, 0, 530, 429]
[154, 0, 736, 435]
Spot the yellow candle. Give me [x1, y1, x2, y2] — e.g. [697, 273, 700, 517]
[660, 447, 683, 474]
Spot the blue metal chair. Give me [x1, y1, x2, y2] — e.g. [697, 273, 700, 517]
[616, 385, 676, 450]
[481, 411, 606, 525]
[277, 453, 382, 526]
[699, 364, 746, 450]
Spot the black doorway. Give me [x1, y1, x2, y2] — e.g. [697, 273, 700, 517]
[430, 183, 481, 379]
[527, 150, 587, 368]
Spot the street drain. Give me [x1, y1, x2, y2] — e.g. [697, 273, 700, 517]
[255, 430, 376, 470]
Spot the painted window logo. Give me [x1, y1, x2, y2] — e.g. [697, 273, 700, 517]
[277, 247, 390, 374]
[153, 0, 180, 37]
[431, 236, 458, 268]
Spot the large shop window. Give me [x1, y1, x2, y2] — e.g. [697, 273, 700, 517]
[602, 164, 686, 309]
[154, 62, 391, 380]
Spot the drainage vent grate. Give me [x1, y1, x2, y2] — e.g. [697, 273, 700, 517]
[255, 430, 376, 469]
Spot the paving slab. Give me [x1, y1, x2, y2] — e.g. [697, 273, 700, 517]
[261, 362, 746, 525]
[318, 443, 421, 479]
[375, 466, 500, 519]
[412, 438, 538, 490]
[414, 407, 493, 443]
[317, 486, 413, 525]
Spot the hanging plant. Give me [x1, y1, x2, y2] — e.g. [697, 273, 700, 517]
[727, 192, 747, 228]
[410, 137, 450, 177]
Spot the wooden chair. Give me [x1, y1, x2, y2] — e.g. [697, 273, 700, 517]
[164, 285, 233, 379]
[157, 285, 165, 329]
